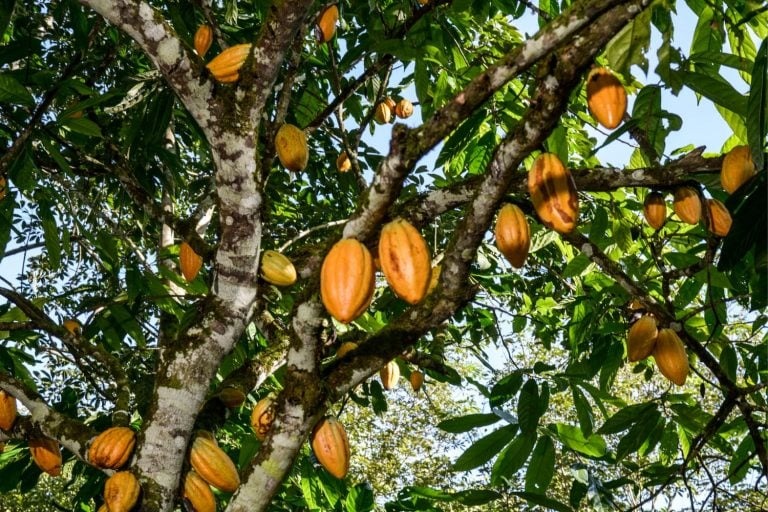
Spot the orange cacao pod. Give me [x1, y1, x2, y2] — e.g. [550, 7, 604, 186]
[0, 390, 17, 431]
[395, 99, 414, 119]
[410, 370, 424, 392]
[29, 436, 62, 476]
[373, 102, 391, 124]
[180, 242, 203, 282]
[586, 67, 627, 129]
[250, 395, 276, 441]
[380, 360, 400, 390]
[627, 315, 658, 362]
[260, 250, 297, 286]
[183, 471, 216, 512]
[527, 153, 579, 234]
[721, 145, 756, 194]
[320, 238, 375, 323]
[336, 341, 358, 359]
[336, 151, 351, 173]
[0, 176, 6, 200]
[316, 5, 339, 43]
[194, 25, 213, 58]
[378, 218, 432, 304]
[705, 198, 732, 237]
[104, 471, 140, 512]
[494, 203, 530, 268]
[88, 426, 136, 469]
[190, 432, 240, 492]
[643, 191, 667, 230]
[206, 43, 252, 83]
[275, 124, 309, 172]
[653, 328, 689, 386]
[217, 386, 246, 408]
[311, 416, 350, 479]
[673, 187, 702, 225]
[63, 318, 82, 335]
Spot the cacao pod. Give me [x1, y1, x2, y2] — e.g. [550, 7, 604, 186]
[672, 187, 702, 225]
[0, 176, 6, 200]
[653, 328, 689, 386]
[206, 43, 252, 83]
[721, 145, 756, 194]
[527, 153, 579, 234]
[395, 99, 414, 119]
[183, 470, 216, 512]
[410, 370, 424, 392]
[380, 360, 400, 390]
[98, 505, 107, 512]
[0, 442, 4, 453]
[29, 436, 62, 476]
[383, 97, 396, 111]
[336, 341, 358, 359]
[63, 318, 82, 336]
[643, 191, 667, 230]
[0, 390, 17, 431]
[378, 218, 432, 304]
[104, 471, 140, 512]
[705, 198, 732, 237]
[627, 315, 658, 362]
[250, 395, 276, 441]
[336, 151, 351, 173]
[194, 25, 213, 58]
[373, 102, 391, 124]
[494, 203, 530, 268]
[316, 5, 339, 43]
[320, 238, 375, 323]
[217, 386, 246, 408]
[427, 264, 441, 295]
[260, 250, 297, 286]
[88, 426, 136, 469]
[190, 432, 240, 492]
[586, 67, 627, 129]
[310, 416, 350, 479]
[180, 242, 203, 282]
[275, 124, 309, 172]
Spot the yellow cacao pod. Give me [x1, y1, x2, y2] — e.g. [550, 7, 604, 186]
[586, 67, 627, 130]
[190, 432, 240, 492]
[88, 426, 136, 470]
[180, 242, 203, 282]
[410, 370, 424, 392]
[29, 436, 62, 477]
[250, 395, 276, 441]
[380, 360, 400, 390]
[373, 102, 391, 124]
[0, 390, 17, 431]
[378, 218, 432, 305]
[275, 124, 309, 172]
[260, 250, 297, 286]
[527, 153, 579, 234]
[311, 416, 350, 479]
[320, 239, 375, 323]
[194, 25, 213, 58]
[336, 151, 351, 173]
[653, 328, 689, 386]
[494, 203, 530, 268]
[104, 471, 140, 512]
[183, 471, 216, 512]
[316, 5, 339, 43]
[395, 99, 414, 119]
[643, 191, 667, 230]
[217, 386, 246, 408]
[63, 318, 82, 336]
[721, 145, 756, 194]
[705, 198, 732, 237]
[627, 315, 658, 362]
[427, 264, 441, 295]
[97, 506, 107, 512]
[206, 43, 252, 83]
[673, 187, 702, 225]
[336, 341, 358, 359]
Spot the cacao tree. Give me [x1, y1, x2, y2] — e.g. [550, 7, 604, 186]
[0, 0, 766, 511]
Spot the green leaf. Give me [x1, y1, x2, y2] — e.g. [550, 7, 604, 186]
[38, 200, 61, 271]
[0, 0, 14, 38]
[511, 491, 573, 512]
[604, 7, 652, 75]
[525, 435, 556, 494]
[517, 379, 542, 434]
[728, 435, 755, 484]
[454, 489, 502, 506]
[345, 483, 375, 512]
[490, 431, 536, 486]
[0, 73, 34, 107]
[562, 253, 592, 278]
[0, 192, 14, 259]
[598, 402, 657, 434]
[490, 370, 523, 408]
[681, 71, 747, 116]
[746, 38, 767, 170]
[572, 386, 594, 438]
[61, 117, 103, 138]
[719, 344, 738, 382]
[615, 410, 661, 460]
[452, 424, 517, 471]
[437, 413, 501, 433]
[556, 423, 607, 458]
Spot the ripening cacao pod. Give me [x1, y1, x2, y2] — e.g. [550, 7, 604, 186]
[410, 370, 424, 392]
[336, 341, 358, 358]
[88, 426, 136, 469]
[316, 5, 339, 43]
[395, 99, 414, 119]
[373, 102, 391, 124]
[98, 505, 107, 512]
[320, 239, 375, 323]
[183, 471, 216, 512]
[310, 416, 350, 479]
[194, 25, 213, 58]
[275, 124, 309, 172]
[260, 250, 297, 286]
[378, 218, 432, 304]
[0, 176, 6, 200]
[643, 191, 667, 230]
[190, 432, 240, 492]
[217, 386, 247, 408]
[380, 360, 400, 390]
[250, 395, 276, 441]
[205, 43, 252, 83]
[627, 315, 658, 362]
[336, 151, 351, 173]
[721, 145, 756, 194]
[180, 242, 203, 282]
[653, 328, 689, 386]
[0, 390, 17, 431]
[494, 203, 530, 268]
[427, 265, 441, 295]
[63, 318, 82, 336]
[104, 471, 140, 512]
[29, 437, 62, 476]
[673, 187, 702, 225]
[586, 67, 627, 130]
[527, 153, 579, 234]
[705, 198, 732, 237]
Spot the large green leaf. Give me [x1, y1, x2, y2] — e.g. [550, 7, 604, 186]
[556, 424, 607, 458]
[682, 71, 747, 116]
[0, 73, 33, 107]
[746, 38, 767, 170]
[452, 424, 517, 471]
[437, 413, 501, 433]
[525, 435, 556, 493]
[490, 431, 536, 486]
